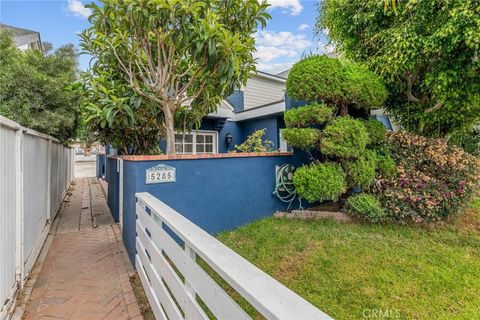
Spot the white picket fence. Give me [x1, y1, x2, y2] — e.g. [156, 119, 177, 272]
[0, 115, 74, 320]
[136, 192, 332, 320]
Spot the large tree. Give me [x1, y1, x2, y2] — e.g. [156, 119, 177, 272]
[318, 0, 480, 139]
[81, 0, 270, 154]
[79, 66, 164, 155]
[0, 32, 80, 141]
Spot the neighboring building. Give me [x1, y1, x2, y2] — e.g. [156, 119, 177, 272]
[0, 23, 42, 51]
[170, 69, 397, 155]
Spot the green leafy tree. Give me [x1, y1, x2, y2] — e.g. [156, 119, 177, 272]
[80, 65, 164, 155]
[81, 0, 270, 154]
[0, 31, 80, 141]
[318, 0, 480, 139]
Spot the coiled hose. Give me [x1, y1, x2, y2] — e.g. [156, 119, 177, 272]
[273, 164, 302, 212]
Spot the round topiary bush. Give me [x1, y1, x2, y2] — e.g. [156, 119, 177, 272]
[293, 162, 346, 202]
[320, 117, 369, 159]
[347, 193, 386, 223]
[286, 55, 387, 112]
[346, 150, 377, 189]
[364, 119, 387, 146]
[282, 128, 321, 150]
[284, 102, 333, 128]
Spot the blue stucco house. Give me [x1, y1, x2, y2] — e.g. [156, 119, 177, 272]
[166, 69, 395, 155]
[166, 70, 295, 155]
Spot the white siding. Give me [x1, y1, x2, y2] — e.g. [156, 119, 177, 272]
[243, 76, 285, 110]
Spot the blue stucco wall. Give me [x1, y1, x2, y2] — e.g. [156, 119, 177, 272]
[285, 94, 309, 110]
[106, 157, 120, 222]
[219, 121, 243, 152]
[226, 90, 244, 113]
[121, 154, 298, 264]
[96, 154, 106, 179]
[241, 116, 283, 149]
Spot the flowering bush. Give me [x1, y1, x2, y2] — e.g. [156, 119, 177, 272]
[375, 132, 480, 221]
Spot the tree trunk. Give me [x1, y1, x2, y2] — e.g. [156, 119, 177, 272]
[340, 104, 348, 116]
[164, 105, 176, 155]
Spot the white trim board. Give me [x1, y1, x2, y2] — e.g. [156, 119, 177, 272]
[232, 101, 285, 122]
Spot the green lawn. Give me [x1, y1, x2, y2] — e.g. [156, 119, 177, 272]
[217, 203, 480, 319]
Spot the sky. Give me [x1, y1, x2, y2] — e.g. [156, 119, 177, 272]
[0, 0, 330, 74]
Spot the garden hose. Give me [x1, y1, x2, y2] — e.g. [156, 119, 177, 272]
[273, 164, 303, 212]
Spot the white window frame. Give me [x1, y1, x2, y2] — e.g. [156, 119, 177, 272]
[279, 129, 289, 152]
[175, 130, 218, 155]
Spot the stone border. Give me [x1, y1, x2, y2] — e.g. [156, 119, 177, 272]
[274, 210, 352, 222]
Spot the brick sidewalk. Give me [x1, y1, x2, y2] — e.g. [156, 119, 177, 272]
[22, 178, 141, 320]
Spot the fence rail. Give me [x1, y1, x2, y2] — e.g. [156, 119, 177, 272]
[135, 192, 332, 320]
[0, 115, 74, 320]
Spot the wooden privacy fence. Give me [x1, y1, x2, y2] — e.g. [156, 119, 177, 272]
[0, 115, 74, 320]
[135, 192, 332, 320]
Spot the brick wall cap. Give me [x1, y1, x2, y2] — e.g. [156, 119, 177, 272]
[117, 152, 293, 161]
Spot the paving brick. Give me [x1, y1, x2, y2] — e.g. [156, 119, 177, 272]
[23, 177, 141, 320]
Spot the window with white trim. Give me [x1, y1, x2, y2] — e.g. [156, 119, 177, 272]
[174, 131, 218, 154]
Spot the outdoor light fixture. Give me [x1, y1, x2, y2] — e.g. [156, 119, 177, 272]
[225, 133, 233, 144]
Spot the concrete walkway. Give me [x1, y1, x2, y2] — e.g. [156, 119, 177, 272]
[22, 178, 141, 320]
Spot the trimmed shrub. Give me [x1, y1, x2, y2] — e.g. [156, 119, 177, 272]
[286, 55, 387, 110]
[320, 117, 369, 159]
[347, 193, 386, 223]
[376, 153, 397, 179]
[284, 102, 334, 128]
[282, 128, 321, 150]
[293, 162, 346, 202]
[234, 129, 274, 153]
[346, 150, 377, 189]
[375, 132, 480, 221]
[450, 126, 480, 156]
[364, 119, 387, 146]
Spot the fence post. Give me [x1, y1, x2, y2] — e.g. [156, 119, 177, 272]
[71, 148, 75, 181]
[46, 139, 52, 222]
[14, 129, 25, 288]
[184, 245, 197, 320]
[119, 158, 124, 227]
